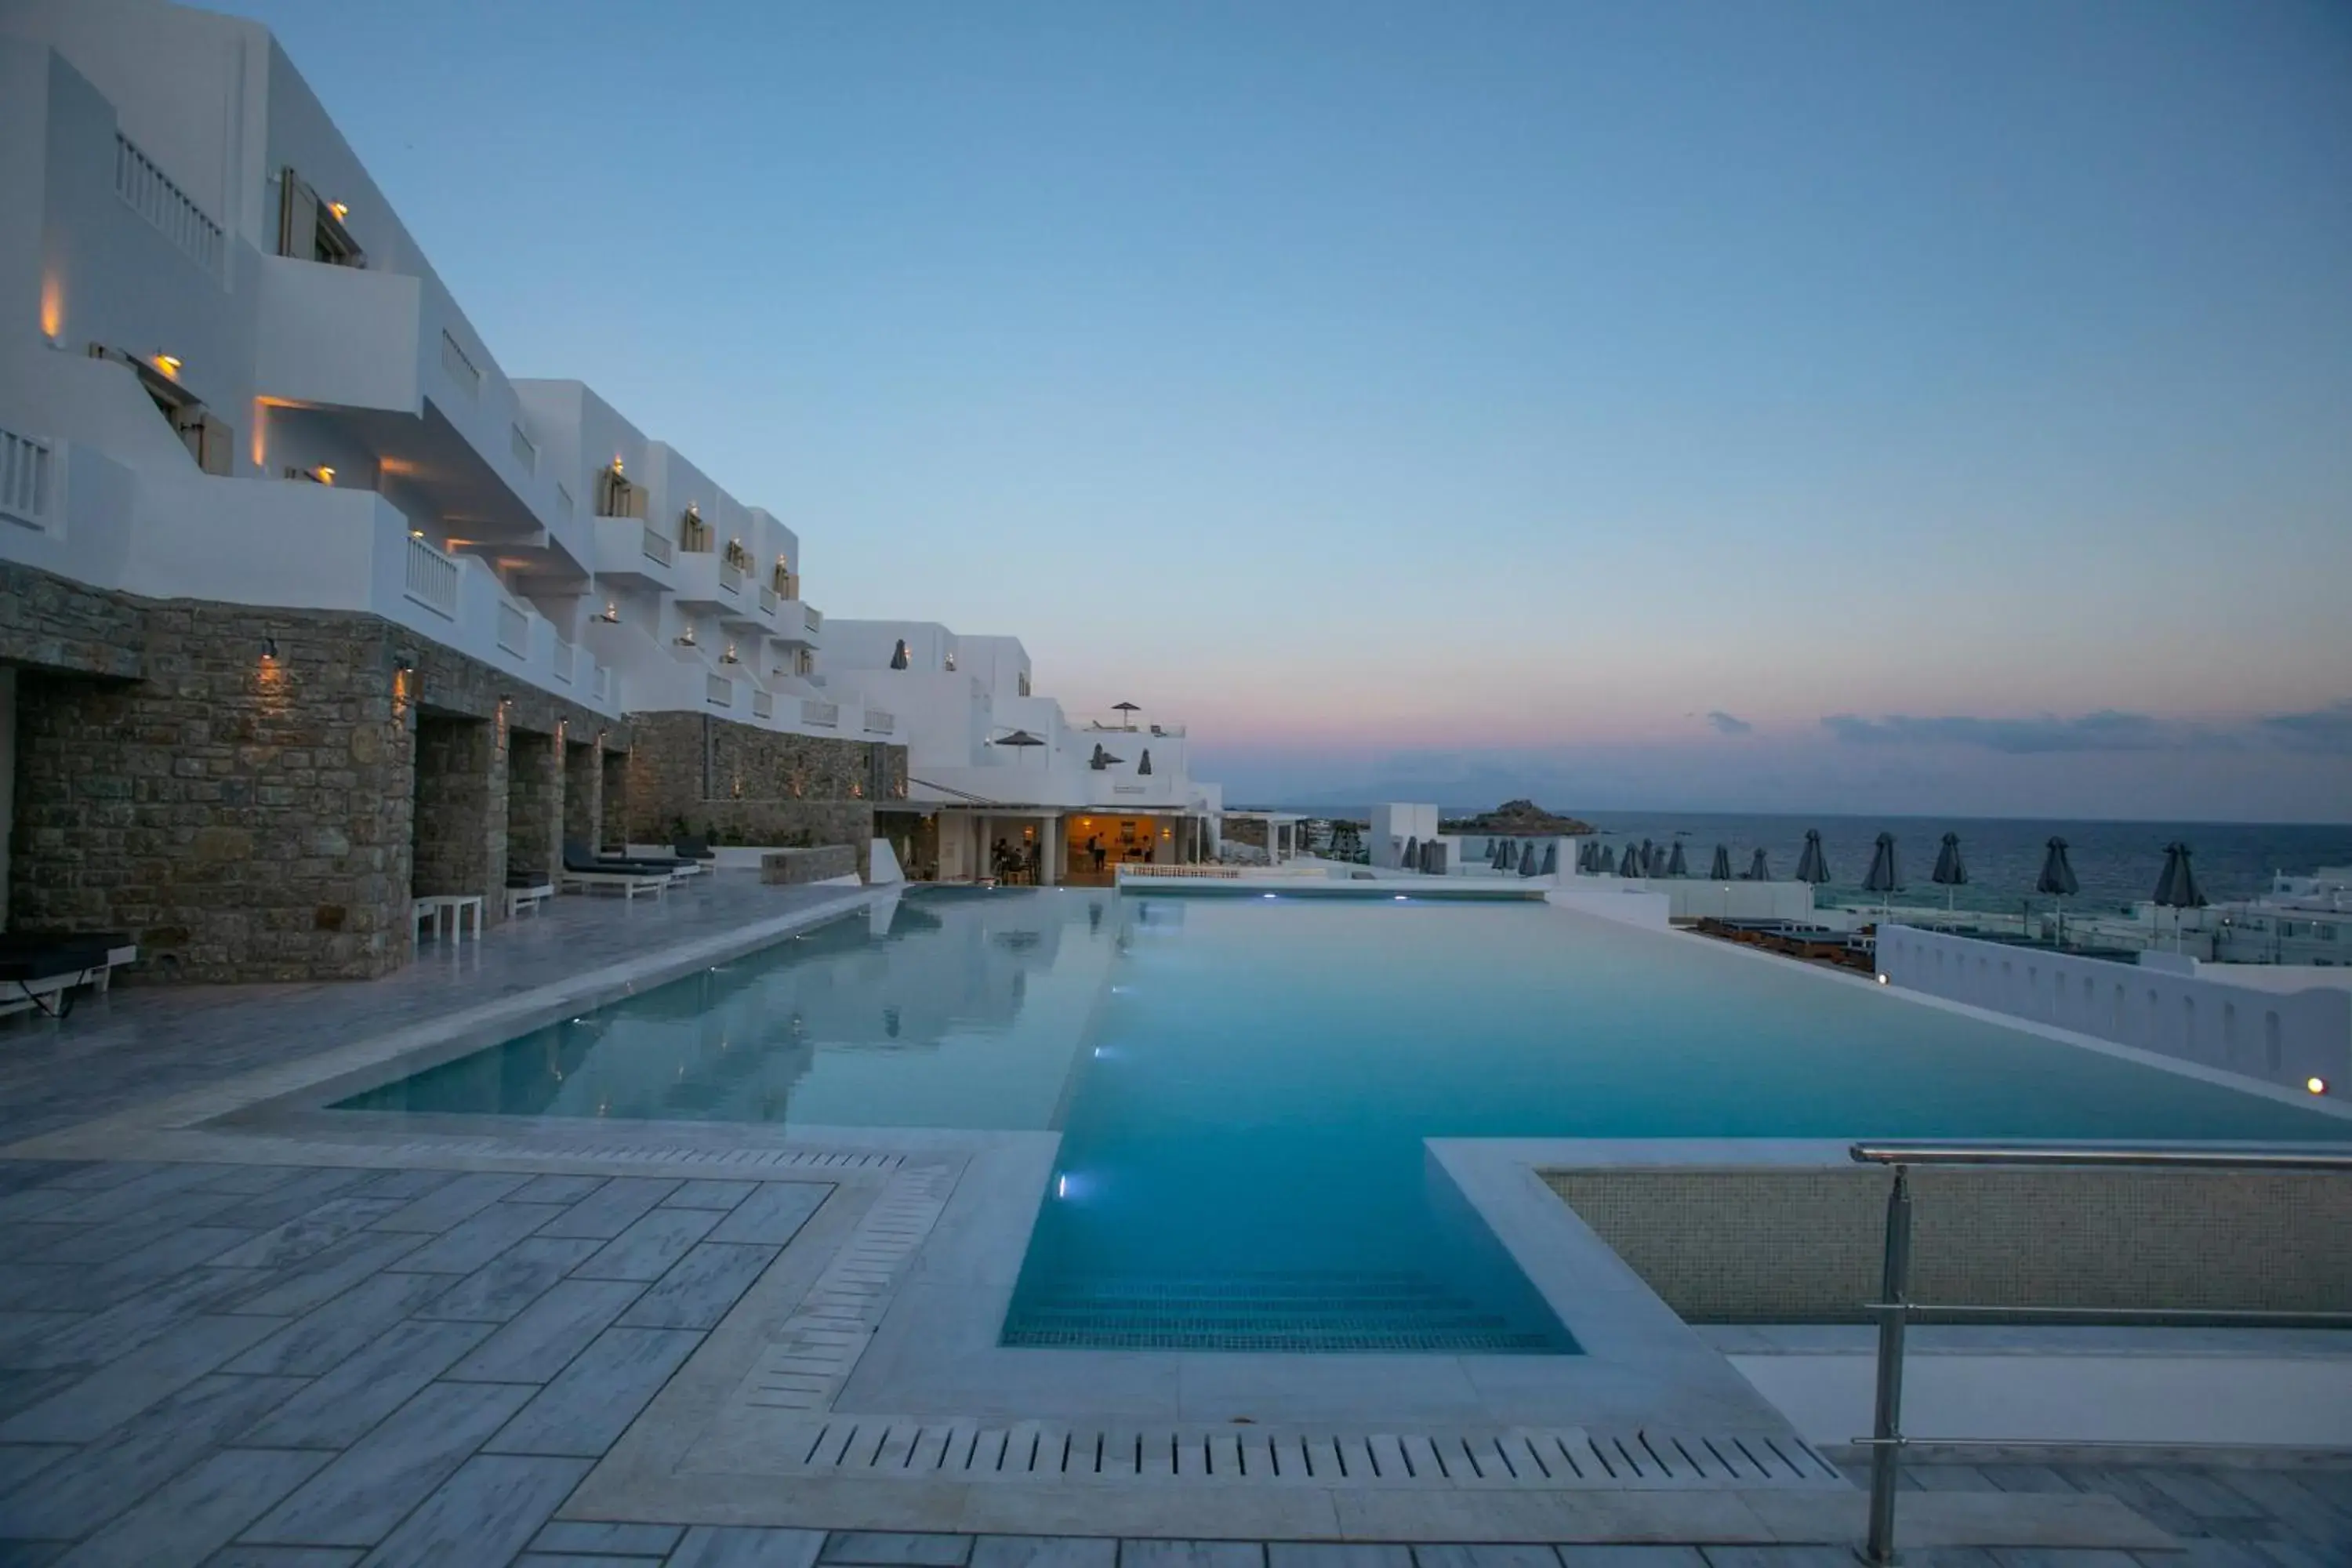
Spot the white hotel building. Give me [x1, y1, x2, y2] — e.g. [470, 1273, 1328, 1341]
[0, 0, 1218, 979]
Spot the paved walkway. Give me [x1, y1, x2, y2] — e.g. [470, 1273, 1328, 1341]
[0, 878, 873, 1145]
[0, 1159, 2346, 1566]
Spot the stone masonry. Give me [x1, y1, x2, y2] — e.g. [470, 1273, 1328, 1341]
[561, 736, 602, 854]
[2, 562, 627, 983]
[504, 726, 562, 889]
[622, 711, 906, 877]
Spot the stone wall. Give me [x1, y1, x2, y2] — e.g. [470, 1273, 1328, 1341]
[11, 602, 414, 982]
[505, 728, 562, 887]
[2, 564, 632, 983]
[759, 845, 858, 885]
[562, 739, 603, 853]
[622, 711, 906, 877]
[1223, 817, 1268, 850]
[0, 563, 142, 681]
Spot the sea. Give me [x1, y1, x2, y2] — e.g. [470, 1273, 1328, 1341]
[1247, 810, 2352, 918]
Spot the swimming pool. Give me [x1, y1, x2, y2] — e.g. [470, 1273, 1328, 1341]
[337, 890, 2350, 1352]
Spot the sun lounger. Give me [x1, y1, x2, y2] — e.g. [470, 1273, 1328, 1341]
[0, 932, 137, 1021]
[504, 877, 554, 917]
[559, 866, 670, 900]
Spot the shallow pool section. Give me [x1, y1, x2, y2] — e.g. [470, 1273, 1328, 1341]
[337, 890, 2350, 1355]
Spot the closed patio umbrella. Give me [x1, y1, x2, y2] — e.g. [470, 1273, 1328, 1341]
[1577, 840, 1599, 874]
[1795, 829, 1830, 886]
[1930, 832, 1968, 913]
[1519, 844, 1541, 878]
[1501, 840, 1519, 869]
[1137, 750, 1152, 775]
[2153, 840, 2208, 952]
[1403, 835, 1419, 871]
[1748, 848, 1770, 881]
[1639, 839, 1657, 875]
[1863, 831, 1903, 920]
[889, 639, 910, 670]
[1617, 844, 1641, 877]
[1709, 845, 1733, 881]
[2037, 837, 2080, 949]
[1665, 840, 1689, 877]
[1489, 839, 1505, 869]
[1540, 842, 1559, 876]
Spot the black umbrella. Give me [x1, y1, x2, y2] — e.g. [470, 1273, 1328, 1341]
[1540, 842, 1559, 876]
[1489, 839, 1505, 869]
[1930, 832, 1967, 913]
[1639, 839, 1657, 875]
[1138, 750, 1152, 775]
[992, 728, 1046, 766]
[2153, 840, 2207, 952]
[1665, 840, 1689, 878]
[1795, 829, 1830, 886]
[1748, 848, 1770, 881]
[1112, 701, 1141, 730]
[889, 638, 910, 670]
[1863, 831, 1903, 920]
[1502, 839, 1519, 870]
[1578, 840, 1599, 874]
[1403, 836, 1419, 871]
[1709, 844, 1733, 881]
[1519, 844, 1541, 878]
[1617, 844, 1640, 877]
[2037, 837, 2079, 948]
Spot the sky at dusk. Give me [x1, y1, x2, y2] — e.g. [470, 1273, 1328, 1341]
[213, 0, 2352, 818]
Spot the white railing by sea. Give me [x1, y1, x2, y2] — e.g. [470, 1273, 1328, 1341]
[758, 585, 779, 615]
[751, 688, 774, 720]
[706, 673, 732, 708]
[115, 133, 223, 277]
[590, 662, 611, 704]
[495, 600, 528, 658]
[863, 710, 896, 735]
[1, 426, 56, 530]
[641, 524, 673, 566]
[404, 533, 459, 619]
[718, 561, 743, 597]
[802, 699, 840, 728]
[551, 633, 575, 685]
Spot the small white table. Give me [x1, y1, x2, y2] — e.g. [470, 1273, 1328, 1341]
[414, 894, 485, 946]
[505, 883, 554, 919]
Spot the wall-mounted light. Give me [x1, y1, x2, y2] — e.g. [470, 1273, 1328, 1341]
[674, 630, 697, 648]
[499, 693, 514, 707]
[393, 652, 416, 673]
[154, 353, 182, 379]
[611, 456, 625, 474]
[2311, 1076, 2330, 1096]
[597, 601, 619, 624]
[721, 644, 739, 664]
[260, 633, 279, 661]
[409, 527, 425, 540]
[328, 201, 350, 220]
[314, 466, 336, 485]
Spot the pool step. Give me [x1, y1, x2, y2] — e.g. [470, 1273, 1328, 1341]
[1004, 1271, 1569, 1353]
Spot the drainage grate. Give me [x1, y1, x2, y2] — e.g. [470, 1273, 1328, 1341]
[768, 1418, 1846, 1490]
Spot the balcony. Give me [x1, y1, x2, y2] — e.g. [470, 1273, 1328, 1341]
[750, 688, 775, 721]
[863, 710, 897, 735]
[771, 600, 824, 648]
[717, 563, 773, 634]
[120, 479, 621, 720]
[671, 549, 742, 613]
[801, 699, 840, 729]
[590, 516, 675, 590]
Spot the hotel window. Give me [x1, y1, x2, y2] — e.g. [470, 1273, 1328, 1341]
[596, 463, 641, 518]
[1018, 671, 1032, 697]
[680, 506, 711, 552]
[276, 168, 365, 267]
[772, 561, 797, 597]
[93, 345, 233, 475]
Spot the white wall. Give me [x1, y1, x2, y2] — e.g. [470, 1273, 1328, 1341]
[1879, 924, 2351, 1100]
[1369, 803, 1438, 868]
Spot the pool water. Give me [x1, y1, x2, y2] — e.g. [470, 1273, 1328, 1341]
[337, 890, 2350, 1354]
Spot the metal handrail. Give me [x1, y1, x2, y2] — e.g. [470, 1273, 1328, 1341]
[1849, 1140, 2352, 1566]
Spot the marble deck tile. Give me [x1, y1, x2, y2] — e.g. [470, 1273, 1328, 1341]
[223, 1272, 452, 1377]
[823, 1533, 975, 1565]
[238, 1319, 493, 1448]
[54, 1446, 328, 1568]
[568, 1207, 721, 1283]
[705, 1182, 829, 1247]
[203, 1172, 383, 1232]
[0, 1315, 286, 1443]
[1688, 1551, 1853, 1568]
[1118, 1545, 1265, 1568]
[239, 1382, 535, 1548]
[968, 1540, 1119, 1568]
[381, 1202, 565, 1276]
[0, 1368, 83, 1425]
[223, 1230, 436, 1319]
[528, 1520, 684, 1555]
[345, 1170, 463, 1202]
[9, 1269, 266, 1370]
[669, 1527, 827, 1568]
[203, 1548, 366, 1567]
[507, 1175, 610, 1207]
[0, 1442, 73, 1495]
[350, 1453, 590, 1568]
[533, 1181, 683, 1243]
[413, 1236, 604, 1324]
[1267, 1549, 1411, 1568]
[207, 1199, 415, 1272]
[615, 1243, 777, 1330]
[484, 1327, 701, 1457]
[444, 1280, 645, 1384]
[1410, 1549, 1563, 1568]
[0, 1374, 305, 1541]
[365, 1174, 531, 1236]
[663, 1181, 759, 1211]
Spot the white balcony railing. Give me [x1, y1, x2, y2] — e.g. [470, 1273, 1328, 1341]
[510, 423, 537, 473]
[551, 633, 575, 685]
[439, 331, 481, 398]
[404, 533, 459, 619]
[757, 585, 778, 615]
[641, 524, 673, 565]
[718, 561, 744, 597]
[590, 662, 611, 704]
[115, 132, 223, 278]
[751, 688, 774, 720]
[496, 600, 528, 658]
[863, 710, 896, 735]
[802, 699, 839, 728]
[804, 604, 824, 633]
[706, 673, 733, 708]
[0, 426, 56, 531]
